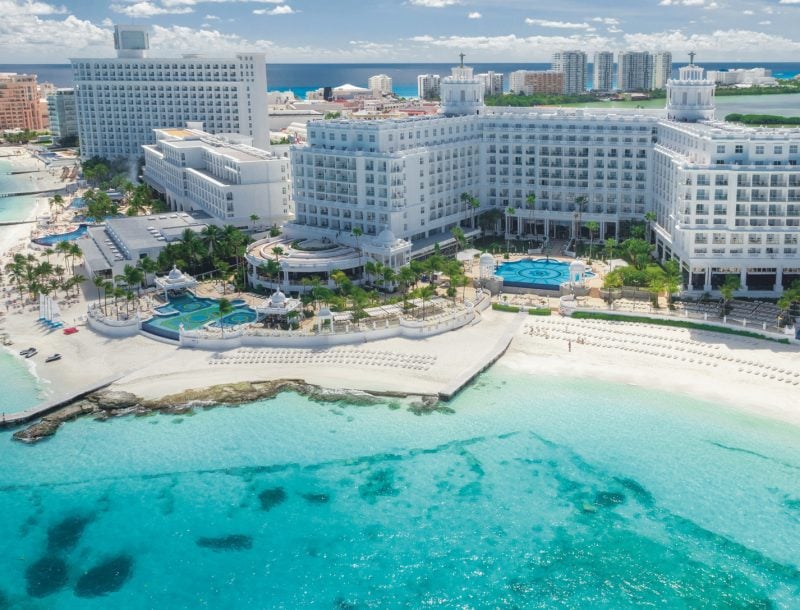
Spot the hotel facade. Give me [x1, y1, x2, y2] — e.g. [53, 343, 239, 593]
[72, 25, 269, 160]
[250, 61, 799, 297]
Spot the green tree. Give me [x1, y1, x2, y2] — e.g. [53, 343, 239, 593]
[719, 274, 741, 315]
[585, 221, 599, 258]
[217, 297, 234, 337]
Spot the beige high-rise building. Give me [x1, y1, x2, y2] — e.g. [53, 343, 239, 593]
[651, 52, 672, 90]
[0, 73, 47, 131]
[551, 50, 587, 95]
[509, 70, 564, 95]
[368, 74, 393, 96]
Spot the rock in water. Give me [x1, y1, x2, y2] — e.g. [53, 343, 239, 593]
[594, 491, 626, 507]
[74, 554, 134, 598]
[358, 468, 399, 501]
[259, 487, 288, 511]
[25, 555, 68, 598]
[47, 515, 93, 552]
[301, 492, 330, 504]
[196, 535, 253, 551]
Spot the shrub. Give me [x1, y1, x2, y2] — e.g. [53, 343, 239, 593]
[492, 303, 520, 313]
[528, 308, 551, 316]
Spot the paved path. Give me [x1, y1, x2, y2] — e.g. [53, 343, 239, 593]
[438, 311, 527, 401]
[0, 374, 123, 429]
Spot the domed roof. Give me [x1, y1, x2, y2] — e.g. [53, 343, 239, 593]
[479, 252, 495, 264]
[375, 229, 396, 246]
[569, 260, 585, 270]
[270, 289, 286, 304]
[168, 265, 185, 281]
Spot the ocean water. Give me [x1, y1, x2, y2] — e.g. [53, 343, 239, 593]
[0, 349, 42, 413]
[0, 157, 40, 224]
[1, 367, 798, 608]
[3, 62, 799, 98]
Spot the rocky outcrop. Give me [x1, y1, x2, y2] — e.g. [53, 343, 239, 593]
[12, 379, 439, 444]
[13, 401, 96, 444]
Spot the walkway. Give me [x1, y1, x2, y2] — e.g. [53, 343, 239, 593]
[438, 311, 527, 400]
[210, 347, 436, 371]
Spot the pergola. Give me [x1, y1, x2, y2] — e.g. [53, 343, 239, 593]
[255, 289, 302, 320]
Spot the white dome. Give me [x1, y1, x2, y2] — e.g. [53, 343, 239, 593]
[168, 265, 184, 281]
[375, 229, 396, 246]
[569, 261, 585, 272]
[270, 289, 286, 304]
[479, 252, 495, 264]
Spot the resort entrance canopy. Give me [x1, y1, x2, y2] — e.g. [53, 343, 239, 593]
[155, 265, 197, 299]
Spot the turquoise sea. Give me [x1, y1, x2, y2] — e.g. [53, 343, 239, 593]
[1, 367, 799, 608]
[0, 157, 39, 224]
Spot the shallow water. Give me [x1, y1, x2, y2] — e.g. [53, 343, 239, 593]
[1, 367, 799, 608]
[0, 349, 42, 413]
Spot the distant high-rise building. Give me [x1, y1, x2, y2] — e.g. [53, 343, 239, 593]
[475, 71, 504, 96]
[618, 51, 654, 92]
[417, 74, 441, 100]
[508, 70, 564, 95]
[651, 52, 672, 90]
[551, 50, 587, 95]
[72, 24, 269, 159]
[47, 89, 77, 144]
[368, 74, 393, 96]
[592, 51, 614, 93]
[0, 72, 47, 131]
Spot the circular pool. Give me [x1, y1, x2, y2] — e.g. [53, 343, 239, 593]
[495, 258, 594, 289]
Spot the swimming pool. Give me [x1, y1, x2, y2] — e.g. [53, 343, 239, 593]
[142, 293, 258, 340]
[495, 258, 594, 290]
[32, 224, 88, 246]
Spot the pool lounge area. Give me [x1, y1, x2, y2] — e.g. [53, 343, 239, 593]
[495, 258, 594, 291]
[32, 224, 89, 246]
[141, 293, 258, 341]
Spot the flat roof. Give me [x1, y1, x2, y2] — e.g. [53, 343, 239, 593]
[104, 211, 213, 252]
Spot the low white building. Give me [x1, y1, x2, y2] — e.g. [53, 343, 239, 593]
[706, 68, 777, 87]
[142, 124, 292, 229]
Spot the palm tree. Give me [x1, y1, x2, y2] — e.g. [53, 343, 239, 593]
[777, 280, 800, 327]
[450, 226, 466, 255]
[397, 265, 417, 307]
[585, 221, 599, 258]
[201, 224, 223, 259]
[719, 274, 741, 315]
[662, 259, 681, 308]
[505, 207, 516, 250]
[215, 259, 233, 294]
[92, 275, 106, 311]
[271, 246, 284, 262]
[217, 297, 233, 337]
[574, 195, 588, 243]
[604, 238, 618, 261]
[137, 255, 158, 287]
[644, 211, 657, 243]
[351, 226, 364, 276]
[249, 213, 260, 231]
[414, 284, 436, 320]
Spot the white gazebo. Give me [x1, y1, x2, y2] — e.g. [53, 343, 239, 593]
[155, 265, 197, 300]
[255, 289, 302, 319]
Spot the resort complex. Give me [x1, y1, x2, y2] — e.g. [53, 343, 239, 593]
[3, 3, 800, 605]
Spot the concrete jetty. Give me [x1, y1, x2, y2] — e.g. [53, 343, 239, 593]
[438, 311, 527, 401]
[0, 374, 123, 429]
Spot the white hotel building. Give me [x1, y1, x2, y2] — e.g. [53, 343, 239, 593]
[142, 125, 292, 229]
[249, 60, 799, 297]
[72, 25, 269, 160]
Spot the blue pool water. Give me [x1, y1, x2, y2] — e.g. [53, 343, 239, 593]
[143, 293, 257, 340]
[496, 258, 594, 289]
[0, 366, 798, 607]
[32, 225, 88, 246]
[68, 197, 84, 209]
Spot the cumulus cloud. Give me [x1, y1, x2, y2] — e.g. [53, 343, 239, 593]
[525, 18, 593, 30]
[253, 4, 294, 14]
[467, 11, 481, 19]
[591, 17, 620, 25]
[659, 0, 706, 5]
[409, 0, 460, 6]
[111, 1, 193, 17]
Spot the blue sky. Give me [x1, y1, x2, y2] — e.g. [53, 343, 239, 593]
[1, 0, 799, 63]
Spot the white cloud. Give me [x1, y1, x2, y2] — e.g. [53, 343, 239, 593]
[409, 0, 460, 6]
[0, 0, 66, 15]
[253, 4, 294, 14]
[778, 0, 800, 4]
[758, 20, 771, 24]
[659, 0, 706, 5]
[591, 17, 620, 25]
[111, 1, 193, 17]
[204, 14, 219, 19]
[467, 11, 481, 19]
[525, 18, 593, 30]
[742, 9, 754, 14]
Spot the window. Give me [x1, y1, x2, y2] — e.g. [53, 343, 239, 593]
[755, 146, 764, 154]
[734, 145, 744, 154]
[774, 146, 783, 154]
[716, 145, 725, 154]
